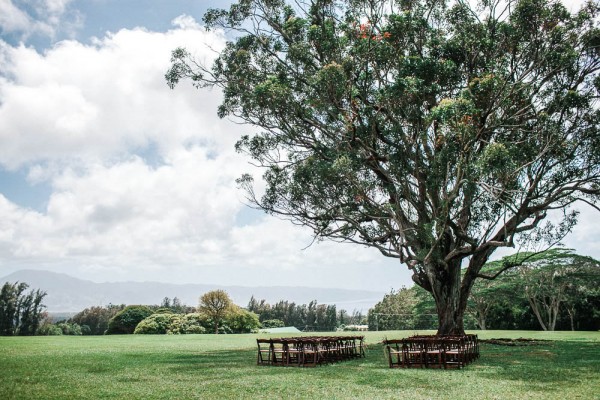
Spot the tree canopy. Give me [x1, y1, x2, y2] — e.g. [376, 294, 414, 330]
[198, 290, 235, 334]
[167, 0, 600, 334]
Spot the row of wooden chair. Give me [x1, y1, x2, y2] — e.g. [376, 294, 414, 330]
[257, 336, 365, 367]
[384, 335, 479, 369]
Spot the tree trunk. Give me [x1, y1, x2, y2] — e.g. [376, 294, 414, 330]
[566, 307, 575, 331]
[528, 297, 548, 331]
[477, 312, 487, 330]
[427, 261, 466, 336]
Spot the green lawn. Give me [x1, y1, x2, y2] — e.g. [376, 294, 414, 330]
[1, 331, 599, 399]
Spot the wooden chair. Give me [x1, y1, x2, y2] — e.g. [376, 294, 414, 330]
[401, 339, 426, 368]
[442, 338, 465, 369]
[269, 339, 288, 366]
[256, 339, 272, 365]
[284, 339, 302, 367]
[423, 338, 443, 369]
[384, 339, 403, 368]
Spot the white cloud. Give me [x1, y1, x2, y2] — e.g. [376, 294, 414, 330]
[0, 24, 230, 169]
[0, 0, 36, 34]
[0, 0, 79, 40]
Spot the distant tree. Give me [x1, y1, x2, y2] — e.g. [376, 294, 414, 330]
[468, 262, 518, 330]
[168, 0, 600, 335]
[160, 297, 192, 314]
[57, 322, 83, 335]
[0, 282, 46, 336]
[368, 287, 418, 331]
[198, 290, 234, 334]
[71, 305, 124, 335]
[261, 319, 285, 328]
[106, 305, 153, 334]
[516, 249, 600, 331]
[227, 308, 261, 333]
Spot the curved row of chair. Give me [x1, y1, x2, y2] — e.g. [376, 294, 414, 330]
[257, 335, 365, 367]
[384, 334, 479, 369]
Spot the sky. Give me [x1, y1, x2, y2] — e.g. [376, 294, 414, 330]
[0, 0, 597, 294]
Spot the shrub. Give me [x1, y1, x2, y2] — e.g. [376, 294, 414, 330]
[170, 313, 208, 334]
[261, 319, 285, 329]
[37, 323, 63, 336]
[134, 313, 181, 334]
[58, 322, 82, 335]
[227, 309, 261, 333]
[106, 305, 153, 334]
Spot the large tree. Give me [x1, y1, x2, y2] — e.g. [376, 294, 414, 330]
[167, 0, 600, 334]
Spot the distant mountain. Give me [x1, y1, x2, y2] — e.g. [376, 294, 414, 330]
[0, 270, 384, 313]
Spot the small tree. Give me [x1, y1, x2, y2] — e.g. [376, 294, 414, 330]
[198, 290, 234, 334]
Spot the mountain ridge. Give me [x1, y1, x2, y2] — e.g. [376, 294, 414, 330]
[0, 269, 384, 313]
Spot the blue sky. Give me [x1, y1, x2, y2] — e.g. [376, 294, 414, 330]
[0, 0, 596, 295]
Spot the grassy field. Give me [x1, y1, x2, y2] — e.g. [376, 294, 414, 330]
[1, 330, 599, 400]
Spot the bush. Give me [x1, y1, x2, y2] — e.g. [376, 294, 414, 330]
[134, 313, 208, 335]
[106, 306, 153, 334]
[261, 319, 285, 329]
[134, 313, 181, 334]
[228, 309, 261, 333]
[37, 323, 63, 336]
[170, 313, 207, 334]
[58, 322, 82, 335]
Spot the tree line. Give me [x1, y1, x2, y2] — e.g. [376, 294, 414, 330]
[246, 297, 366, 331]
[0, 284, 363, 335]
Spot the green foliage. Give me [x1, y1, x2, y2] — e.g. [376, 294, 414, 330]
[469, 249, 600, 331]
[106, 306, 153, 335]
[368, 287, 419, 330]
[172, 313, 207, 334]
[36, 323, 63, 336]
[70, 305, 124, 335]
[57, 322, 83, 336]
[261, 319, 285, 328]
[0, 281, 47, 336]
[134, 313, 181, 335]
[226, 308, 261, 333]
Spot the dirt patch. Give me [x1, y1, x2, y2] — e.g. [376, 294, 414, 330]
[481, 338, 552, 346]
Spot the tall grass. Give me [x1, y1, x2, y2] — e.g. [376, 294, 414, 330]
[1, 330, 598, 399]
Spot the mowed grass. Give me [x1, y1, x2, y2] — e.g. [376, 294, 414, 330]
[1, 330, 599, 400]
